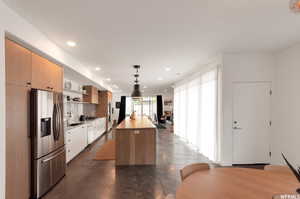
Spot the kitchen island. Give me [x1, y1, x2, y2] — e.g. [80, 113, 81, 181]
[115, 116, 157, 166]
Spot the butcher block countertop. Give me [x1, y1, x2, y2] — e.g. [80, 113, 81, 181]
[116, 116, 156, 130]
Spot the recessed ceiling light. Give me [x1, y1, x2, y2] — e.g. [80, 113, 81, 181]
[165, 67, 171, 71]
[143, 86, 147, 89]
[141, 90, 145, 92]
[157, 77, 163, 81]
[66, 41, 76, 47]
[106, 78, 111, 81]
[95, 67, 101, 71]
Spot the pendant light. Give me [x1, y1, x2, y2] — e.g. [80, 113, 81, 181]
[131, 65, 142, 98]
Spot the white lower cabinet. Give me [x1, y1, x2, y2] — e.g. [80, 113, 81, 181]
[66, 118, 107, 163]
[66, 125, 87, 163]
[87, 118, 106, 144]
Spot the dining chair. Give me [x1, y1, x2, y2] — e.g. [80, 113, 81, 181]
[264, 165, 292, 175]
[180, 163, 210, 181]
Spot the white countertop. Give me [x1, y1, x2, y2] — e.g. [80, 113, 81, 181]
[64, 117, 106, 131]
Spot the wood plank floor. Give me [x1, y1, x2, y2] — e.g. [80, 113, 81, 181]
[43, 125, 216, 199]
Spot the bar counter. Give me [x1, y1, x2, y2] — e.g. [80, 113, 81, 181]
[115, 116, 157, 166]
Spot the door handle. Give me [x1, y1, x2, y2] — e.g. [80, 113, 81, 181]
[233, 127, 242, 130]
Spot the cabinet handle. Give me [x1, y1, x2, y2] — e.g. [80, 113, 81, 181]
[26, 82, 31, 86]
[46, 86, 54, 90]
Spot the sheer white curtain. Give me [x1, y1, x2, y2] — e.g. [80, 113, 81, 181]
[174, 68, 218, 161]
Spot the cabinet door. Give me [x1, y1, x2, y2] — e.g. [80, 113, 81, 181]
[31, 53, 53, 91]
[83, 86, 98, 104]
[66, 128, 81, 163]
[81, 125, 88, 148]
[107, 91, 112, 102]
[99, 119, 106, 135]
[6, 84, 31, 199]
[87, 125, 94, 144]
[116, 131, 132, 166]
[71, 127, 85, 158]
[5, 39, 31, 87]
[77, 125, 87, 149]
[92, 87, 98, 104]
[66, 131, 73, 163]
[134, 130, 156, 165]
[51, 62, 63, 93]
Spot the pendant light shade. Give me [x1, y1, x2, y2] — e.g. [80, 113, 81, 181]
[131, 65, 142, 98]
[131, 84, 142, 98]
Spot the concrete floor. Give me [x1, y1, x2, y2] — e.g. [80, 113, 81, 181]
[43, 125, 215, 199]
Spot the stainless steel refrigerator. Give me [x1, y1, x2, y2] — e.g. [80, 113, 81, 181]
[31, 89, 66, 199]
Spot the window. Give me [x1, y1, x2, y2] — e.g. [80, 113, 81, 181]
[125, 97, 157, 120]
[174, 68, 218, 161]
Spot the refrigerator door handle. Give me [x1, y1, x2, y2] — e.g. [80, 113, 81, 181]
[41, 149, 65, 163]
[53, 104, 59, 141]
[56, 103, 61, 140]
[57, 103, 62, 140]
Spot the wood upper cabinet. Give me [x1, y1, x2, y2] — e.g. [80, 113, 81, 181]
[96, 90, 113, 130]
[107, 91, 112, 102]
[31, 53, 63, 92]
[6, 84, 31, 199]
[96, 90, 111, 118]
[83, 86, 98, 104]
[5, 39, 31, 87]
[50, 62, 63, 93]
[5, 39, 63, 92]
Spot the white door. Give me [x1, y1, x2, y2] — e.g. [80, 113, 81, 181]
[232, 82, 271, 164]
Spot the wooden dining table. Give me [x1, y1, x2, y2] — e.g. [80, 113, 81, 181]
[176, 168, 300, 199]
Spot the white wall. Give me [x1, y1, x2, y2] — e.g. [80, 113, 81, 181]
[271, 44, 300, 166]
[221, 53, 274, 165]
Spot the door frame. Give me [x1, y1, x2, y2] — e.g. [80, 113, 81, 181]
[231, 81, 272, 164]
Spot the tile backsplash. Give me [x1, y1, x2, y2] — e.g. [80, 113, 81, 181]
[83, 104, 97, 117]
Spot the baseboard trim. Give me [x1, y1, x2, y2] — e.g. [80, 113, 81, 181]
[219, 162, 233, 166]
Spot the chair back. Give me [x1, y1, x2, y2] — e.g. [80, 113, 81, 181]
[180, 163, 210, 181]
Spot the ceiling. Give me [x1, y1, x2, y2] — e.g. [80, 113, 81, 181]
[3, 0, 300, 93]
